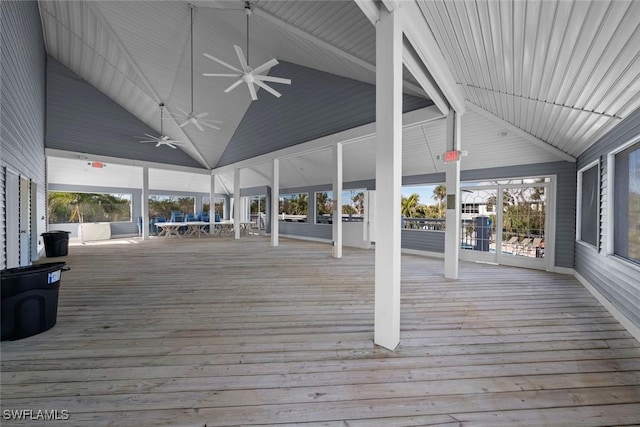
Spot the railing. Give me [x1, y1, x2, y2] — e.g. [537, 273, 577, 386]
[402, 218, 446, 231]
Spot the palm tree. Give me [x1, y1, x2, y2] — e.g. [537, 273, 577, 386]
[401, 193, 420, 218]
[432, 184, 447, 218]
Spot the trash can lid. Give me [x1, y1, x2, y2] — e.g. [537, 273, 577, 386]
[41, 230, 71, 235]
[1, 262, 68, 278]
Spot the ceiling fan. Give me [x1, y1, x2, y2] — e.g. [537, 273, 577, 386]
[202, 2, 291, 101]
[137, 103, 185, 149]
[175, 4, 223, 131]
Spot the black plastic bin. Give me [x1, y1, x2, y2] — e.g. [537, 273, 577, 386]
[1, 262, 69, 341]
[41, 231, 70, 257]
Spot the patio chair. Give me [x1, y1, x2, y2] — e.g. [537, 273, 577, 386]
[503, 236, 518, 253]
[528, 238, 543, 257]
[515, 237, 531, 255]
[170, 211, 184, 222]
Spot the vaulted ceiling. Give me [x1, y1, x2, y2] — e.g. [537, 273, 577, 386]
[40, 0, 640, 191]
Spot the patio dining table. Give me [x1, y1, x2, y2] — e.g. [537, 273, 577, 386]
[154, 221, 210, 239]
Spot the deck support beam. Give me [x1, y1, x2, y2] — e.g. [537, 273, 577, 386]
[332, 143, 343, 258]
[444, 111, 461, 279]
[234, 168, 241, 240]
[374, 6, 402, 351]
[141, 166, 149, 240]
[271, 158, 279, 247]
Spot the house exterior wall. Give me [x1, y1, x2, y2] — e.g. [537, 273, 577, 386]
[575, 107, 640, 332]
[0, 1, 47, 267]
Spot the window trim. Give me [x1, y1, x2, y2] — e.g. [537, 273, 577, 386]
[606, 134, 640, 265]
[576, 159, 600, 250]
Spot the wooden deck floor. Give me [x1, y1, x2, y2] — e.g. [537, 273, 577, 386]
[2, 237, 640, 426]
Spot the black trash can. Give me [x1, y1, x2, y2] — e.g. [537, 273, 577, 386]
[1, 262, 69, 341]
[41, 231, 70, 257]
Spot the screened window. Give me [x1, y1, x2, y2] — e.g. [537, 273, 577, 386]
[149, 195, 195, 219]
[47, 192, 132, 224]
[614, 141, 640, 264]
[203, 197, 225, 218]
[315, 190, 366, 224]
[578, 163, 599, 247]
[279, 193, 308, 223]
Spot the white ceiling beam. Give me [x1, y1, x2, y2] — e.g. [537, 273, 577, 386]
[466, 102, 577, 163]
[251, 5, 425, 97]
[212, 105, 443, 176]
[403, 41, 449, 116]
[354, 0, 380, 25]
[388, 0, 466, 115]
[83, 2, 212, 169]
[45, 149, 213, 174]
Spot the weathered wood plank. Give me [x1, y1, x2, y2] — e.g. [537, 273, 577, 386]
[1, 237, 638, 425]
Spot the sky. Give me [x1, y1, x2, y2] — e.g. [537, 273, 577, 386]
[401, 185, 438, 206]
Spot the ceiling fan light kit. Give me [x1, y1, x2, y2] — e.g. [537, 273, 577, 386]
[202, 1, 291, 101]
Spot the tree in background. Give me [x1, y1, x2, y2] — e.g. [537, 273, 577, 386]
[432, 184, 447, 218]
[48, 192, 131, 223]
[401, 193, 420, 218]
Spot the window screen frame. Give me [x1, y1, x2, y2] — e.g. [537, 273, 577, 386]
[576, 160, 600, 249]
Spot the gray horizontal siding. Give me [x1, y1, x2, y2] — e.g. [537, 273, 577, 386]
[46, 57, 203, 169]
[280, 222, 332, 241]
[216, 61, 432, 167]
[402, 230, 445, 253]
[575, 106, 640, 332]
[0, 1, 47, 266]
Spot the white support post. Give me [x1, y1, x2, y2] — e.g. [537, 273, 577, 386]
[332, 143, 343, 258]
[271, 158, 279, 247]
[444, 111, 461, 279]
[374, 7, 402, 351]
[141, 166, 149, 240]
[234, 168, 241, 240]
[210, 173, 216, 226]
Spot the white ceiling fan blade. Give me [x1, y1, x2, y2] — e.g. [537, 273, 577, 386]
[201, 121, 221, 131]
[224, 79, 244, 93]
[255, 75, 291, 85]
[234, 45, 249, 73]
[142, 133, 157, 139]
[251, 58, 279, 76]
[195, 112, 209, 119]
[155, 142, 162, 147]
[179, 120, 189, 128]
[193, 120, 205, 132]
[202, 73, 242, 77]
[254, 80, 282, 98]
[247, 82, 258, 101]
[203, 53, 243, 73]
[166, 143, 178, 149]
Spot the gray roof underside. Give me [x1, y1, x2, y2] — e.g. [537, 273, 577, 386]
[45, 57, 205, 169]
[216, 60, 433, 167]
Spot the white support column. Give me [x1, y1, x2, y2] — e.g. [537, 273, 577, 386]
[374, 6, 402, 351]
[444, 111, 461, 279]
[141, 166, 149, 240]
[332, 143, 343, 258]
[210, 172, 216, 226]
[234, 168, 241, 240]
[271, 158, 279, 247]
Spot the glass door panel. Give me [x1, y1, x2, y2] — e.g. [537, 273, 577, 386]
[499, 184, 547, 265]
[459, 188, 498, 263]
